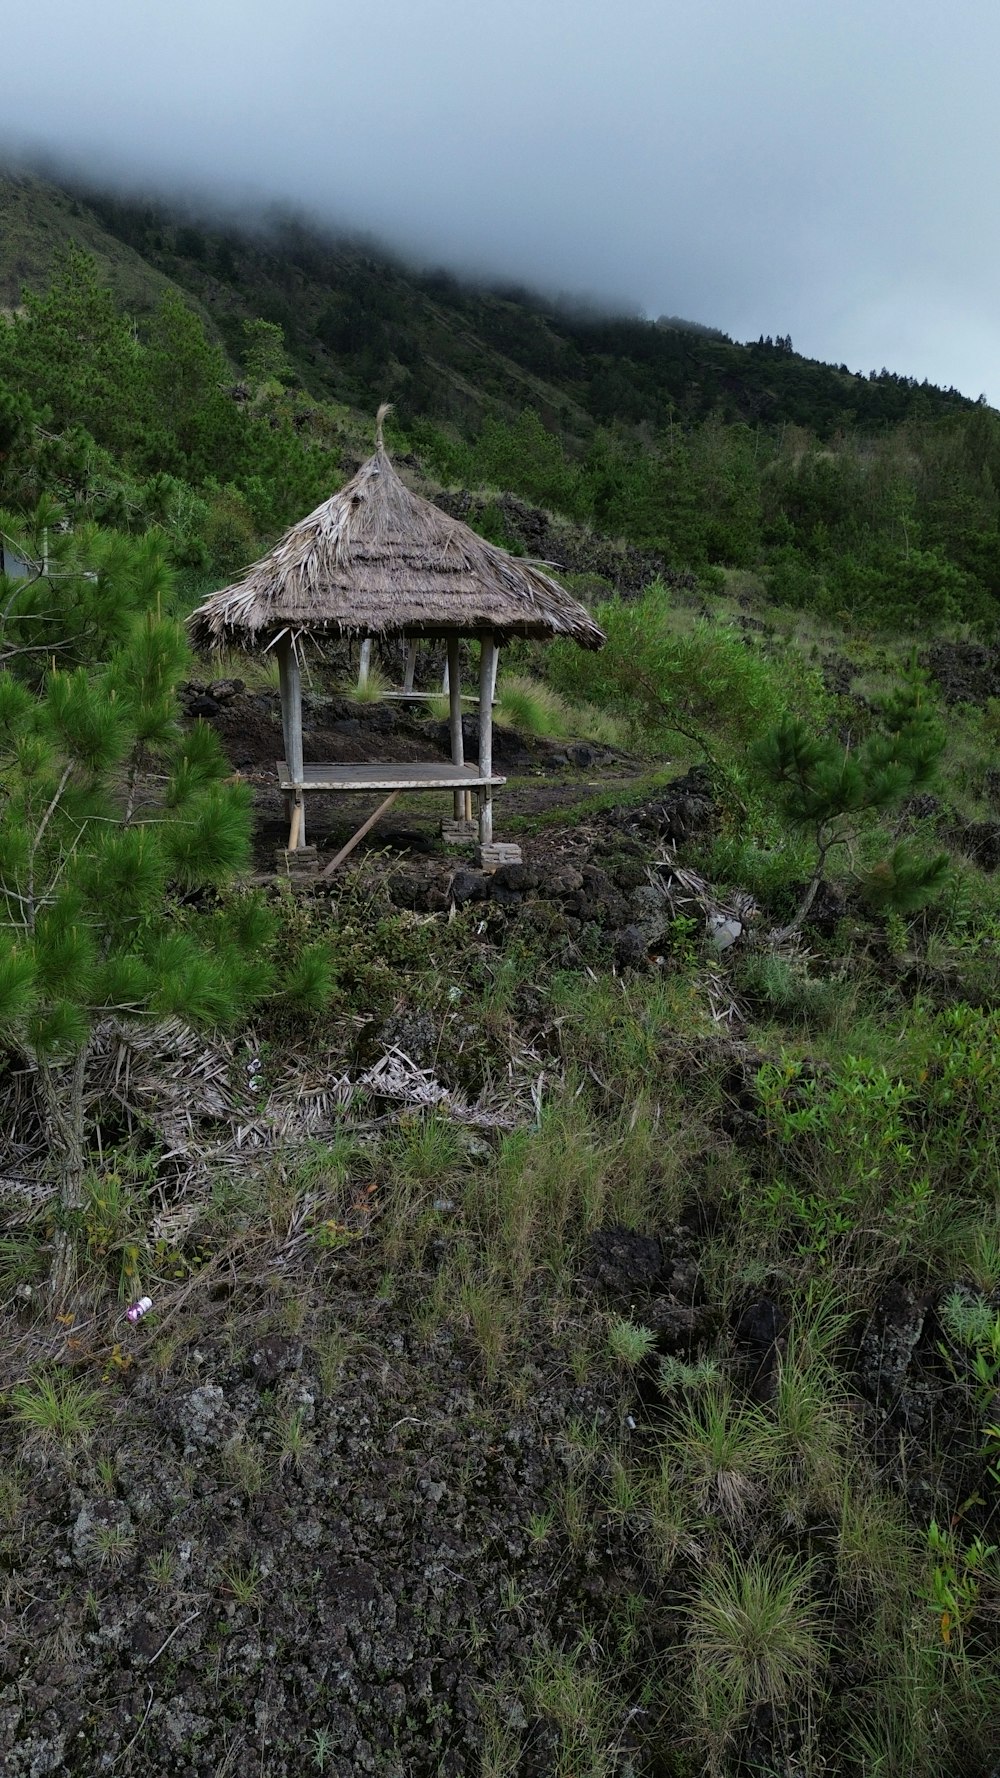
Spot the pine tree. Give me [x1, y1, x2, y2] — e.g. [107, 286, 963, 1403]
[0, 549, 332, 1296]
[754, 664, 949, 934]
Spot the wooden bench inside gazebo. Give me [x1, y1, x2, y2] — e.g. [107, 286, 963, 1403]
[274, 630, 505, 868]
[190, 406, 604, 874]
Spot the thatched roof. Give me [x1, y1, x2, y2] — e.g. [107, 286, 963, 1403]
[189, 408, 605, 653]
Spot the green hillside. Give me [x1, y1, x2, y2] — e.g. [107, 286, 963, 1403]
[0, 168, 187, 317]
[1, 166, 983, 440]
[3, 164, 1000, 636]
[6, 164, 1000, 1778]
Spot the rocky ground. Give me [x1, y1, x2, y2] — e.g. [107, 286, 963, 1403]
[5, 671, 1000, 1775]
[1, 1145, 981, 1775]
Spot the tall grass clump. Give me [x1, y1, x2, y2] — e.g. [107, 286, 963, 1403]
[346, 661, 391, 704]
[684, 1552, 826, 1770]
[494, 674, 572, 738]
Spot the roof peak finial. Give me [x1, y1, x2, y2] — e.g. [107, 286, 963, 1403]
[375, 402, 394, 451]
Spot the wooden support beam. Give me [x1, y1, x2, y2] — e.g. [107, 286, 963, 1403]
[276, 636, 293, 769]
[358, 637, 372, 689]
[447, 636, 464, 820]
[402, 640, 418, 693]
[478, 634, 497, 847]
[321, 791, 400, 876]
[280, 637, 306, 848]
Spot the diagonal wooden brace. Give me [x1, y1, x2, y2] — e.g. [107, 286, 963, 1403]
[321, 791, 401, 877]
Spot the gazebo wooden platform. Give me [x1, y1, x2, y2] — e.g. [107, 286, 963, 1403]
[190, 407, 604, 869]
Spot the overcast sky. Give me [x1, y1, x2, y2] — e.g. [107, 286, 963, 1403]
[4, 0, 999, 402]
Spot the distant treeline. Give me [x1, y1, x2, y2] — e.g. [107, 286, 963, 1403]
[1, 214, 998, 631]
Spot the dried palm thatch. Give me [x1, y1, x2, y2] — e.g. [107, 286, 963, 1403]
[189, 406, 605, 653]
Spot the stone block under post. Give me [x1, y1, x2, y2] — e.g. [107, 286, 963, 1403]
[479, 842, 523, 870]
[275, 845, 319, 877]
[441, 817, 479, 849]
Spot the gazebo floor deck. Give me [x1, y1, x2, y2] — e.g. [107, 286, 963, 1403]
[277, 760, 506, 792]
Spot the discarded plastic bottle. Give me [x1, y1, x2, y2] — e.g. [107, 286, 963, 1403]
[126, 1296, 154, 1324]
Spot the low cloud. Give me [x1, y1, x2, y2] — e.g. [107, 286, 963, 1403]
[4, 0, 999, 401]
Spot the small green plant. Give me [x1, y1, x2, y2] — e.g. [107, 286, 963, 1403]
[315, 1323, 356, 1394]
[606, 1316, 657, 1367]
[92, 1519, 136, 1570]
[388, 1112, 464, 1184]
[926, 1518, 997, 1651]
[756, 1053, 916, 1268]
[560, 1477, 591, 1550]
[9, 1370, 102, 1444]
[657, 1354, 721, 1394]
[526, 1507, 555, 1544]
[222, 1434, 267, 1496]
[147, 1547, 177, 1587]
[275, 1404, 314, 1473]
[523, 1637, 621, 1778]
[664, 1385, 773, 1524]
[309, 1727, 334, 1772]
[94, 1450, 119, 1493]
[940, 1289, 1000, 1422]
[221, 1557, 262, 1607]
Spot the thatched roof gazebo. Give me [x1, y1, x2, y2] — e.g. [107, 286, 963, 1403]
[190, 408, 605, 867]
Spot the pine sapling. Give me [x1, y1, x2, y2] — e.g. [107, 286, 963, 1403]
[754, 663, 948, 935]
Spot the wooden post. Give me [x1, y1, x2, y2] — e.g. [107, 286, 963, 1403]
[358, 637, 372, 689]
[478, 633, 496, 847]
[447, 636, 464, 820]
[276, 636, 293, 767]
[283, 637, 306, 848]
[402, 640, 417, 694]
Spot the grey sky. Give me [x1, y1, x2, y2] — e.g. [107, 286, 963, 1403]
[5, 0, 999, 401]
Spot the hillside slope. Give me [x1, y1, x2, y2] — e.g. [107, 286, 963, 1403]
[0, 168, 186, 317]
[1, 165, 984, 444]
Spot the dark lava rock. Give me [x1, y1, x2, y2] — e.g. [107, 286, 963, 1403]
[857, 1284, 929, 1410]
[586, 1225, 665, 1296]
[390, 867, 451, 912]
[450, 868, 488, 907]
[206, 677, 245, 703]
[734, 1297, 788, 1402]
[923, 639, 1000, 706]
[247, 1334, 304, 1389]
[187, 694, 221, 719]
[566, 742, 597, 769]
[644, 1296, 711, 1350]
[432, 488, 698, 599]
[800, 877, 846, 937]
[332, 718, 362, 739]
[904, 793, 941, 822]
[379, 825, 436, 854]
[491, 862, 539, 895]
[378, 1009, 439, 1065]
[948, 817, 1000, 871]
[613, 924, 650, 970]
[539, 865, 584, 897]
[603, 766, 716, 848]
